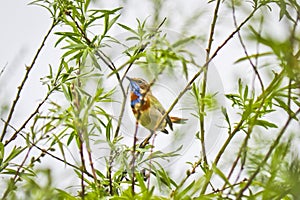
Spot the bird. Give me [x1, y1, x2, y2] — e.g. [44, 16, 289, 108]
[126, 77, 186, 134]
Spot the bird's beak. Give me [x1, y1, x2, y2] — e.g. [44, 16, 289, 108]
[126, 76, 139, 91]
[126, 76, 132, 81]
[126, 76, 134, 86]
[126, 76, 134, 89]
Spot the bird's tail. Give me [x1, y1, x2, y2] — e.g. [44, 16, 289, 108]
[170, 116, 188, 124]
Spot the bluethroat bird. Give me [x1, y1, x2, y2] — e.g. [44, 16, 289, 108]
[127, 77, 186, 134]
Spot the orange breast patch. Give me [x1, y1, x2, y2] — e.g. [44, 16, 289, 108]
[131, 96, 150, 114]
[130, 92, 139, 101]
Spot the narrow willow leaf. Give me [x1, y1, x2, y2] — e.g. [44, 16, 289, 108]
[118, 23, 138, 35]
[172, 36, 196, 48]
[89, 51, 102, 70]
[107, 14, 121, 33]
[255, 119, 278, 129]
[136, 172, 147, 192]
[4, 146, 24, 163]
[177, 180, 195, 198]
[234, 52, 272, 64]
[181, 59, 188, 80]
[84, 0, 91, 12]
[0, 142, 4, 166]
[221, 107, 231, 133]
[212, 163, 231, 186]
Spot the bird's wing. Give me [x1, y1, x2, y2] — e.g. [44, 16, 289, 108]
[148, 93, 173, 131]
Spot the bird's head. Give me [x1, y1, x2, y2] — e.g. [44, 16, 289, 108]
[126, 77, 150, 94]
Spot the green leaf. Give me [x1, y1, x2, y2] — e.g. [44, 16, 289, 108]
[234, 52, 272, 64]
[56, 189, 77, 200]
[0, 142, 4, 166]
[221, 107, 231, 133]
[84, 0, 91, 12]
[225, 94, 243, 107]
[62, 83, 72, 101]
[67, 131, 76, 146]
[107, 14, 121, 34]
[4, 146, 24, 163]
[54, 35, 67, 47]
[61, 48, 80, 59]
[243, 84, 248, 101]
[118, 23, 138, 35]
[181, 59, 188, 80]
[255, 119, 278, 129]
[136, 172, 147, 192]
[273, 97, 297, 119]
[106, 119, 112, 143]
[172, 36, 196, 48]
[177, 180, 195, 198]
[212, 163, 231, 186]
[62, 43, 87, 50]
[89, 50, 102, 70]
[52, 134, 67, 163]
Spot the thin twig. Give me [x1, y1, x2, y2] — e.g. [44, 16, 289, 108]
[221, 133, 249, 191]
[129, 65, 166, 194]
[4, 86, 55, 146]
[65, 11, 91, 45]
[200, 0, 222, 167]
[224, 87, 271, 193]
[129, 75, 161, 194]
[231, 0, 264, 91]
[0, 63, 7, 79]
[235, 10, 300, 198]
[0, 20, 58, 142]
[131, 121, 140, 195]
[206, 179, 248, 196]
[65, 10, 121, 193]
[71, 80, 86, 199]
[78, 133, 86, 199]
[171, 159, 201, 197]
[94, 50, 127, 138]
[147, 132, 157, 189]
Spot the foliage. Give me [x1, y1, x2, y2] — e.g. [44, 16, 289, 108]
[0, 0, 299, 199]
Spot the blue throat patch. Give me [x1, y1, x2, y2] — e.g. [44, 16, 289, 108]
[129, 80, 142, 107]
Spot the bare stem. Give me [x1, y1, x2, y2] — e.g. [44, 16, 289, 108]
[200, 0, 222, 167]
[131, 121, 140, 196]
[147, 132, 157, 189]
[231, 0, 264, 91]
[0, 63, 7, 79]
[79, 133, 86, 199]
[4, 88, 54, 146]
[1, 20, 57, 142]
